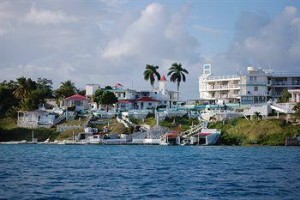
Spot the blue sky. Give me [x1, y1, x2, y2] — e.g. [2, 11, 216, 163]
[0, 0, 299, 99]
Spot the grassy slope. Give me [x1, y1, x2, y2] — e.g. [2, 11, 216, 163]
[209, 118, 300, 145]
[0, 117, 59, 141]
[2, 114, 298, 145]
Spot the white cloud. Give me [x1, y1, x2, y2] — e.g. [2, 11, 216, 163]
[208, 6, 300, 74]
[25, 5, 77, 25]
[102, 3, 199, 65]
[194, 25, 221, 34]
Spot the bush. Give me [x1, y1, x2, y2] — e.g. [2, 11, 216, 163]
[209, 118, 298, 146]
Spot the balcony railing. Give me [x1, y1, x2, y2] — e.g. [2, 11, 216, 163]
[201, 84, 240, 91]
[204, 75, 240, 81]
[272, 81, 300, 86]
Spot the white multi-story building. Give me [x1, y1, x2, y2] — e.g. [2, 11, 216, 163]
[199, 64, 300, 104]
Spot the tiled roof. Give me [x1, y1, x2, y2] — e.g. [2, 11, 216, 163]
[118, 99, 134, 104]
[160, 75, 167, 81]
[65, 94, 88, 101]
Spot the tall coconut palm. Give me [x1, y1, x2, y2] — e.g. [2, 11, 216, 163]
[55, 80, 77, 99]
[167, 63, 189, 91]
[13, 77, 36, 102]
[143, 64, 161, 89]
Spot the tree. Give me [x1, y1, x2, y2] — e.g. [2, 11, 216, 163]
[143, 65, 161, 89]
[13, 77, 36, 102]
[55, 80, 77, 99]
[77, 89, 86, 96]
[104, 86, 112, 90]
[167, 63, 189, 91]
[36, 78, 53, 99]
[279, 89, 291, 103]
[93, 89, 104, 107]
[100, 91, 118, 112]
[293, 102, 300, 120]
[253, 112, 262, 121]
[0, 81, 18, 116]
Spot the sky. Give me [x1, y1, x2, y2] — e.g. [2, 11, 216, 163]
[0, 0, 300, 99]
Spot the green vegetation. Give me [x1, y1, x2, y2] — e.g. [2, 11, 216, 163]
[0, 117, 59, 142]
[279, 89, 292, 103]
[143, 64, 161, 88]
[132, 114, 199, 131]
[209, 118, 300, 146]
[293, 102, 300, 121]
[167, 63, 189, 91]
[54, 80, 77, 99]
[1, 113, 299, 146]
[93, 89, 118, 111]
[160, 116, 199, 131]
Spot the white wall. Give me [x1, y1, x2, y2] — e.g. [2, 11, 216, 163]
[86, 84, 100, 96]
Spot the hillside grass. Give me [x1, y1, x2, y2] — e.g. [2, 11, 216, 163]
[0, 117, 59, 142]
[209, 118, 300, 145]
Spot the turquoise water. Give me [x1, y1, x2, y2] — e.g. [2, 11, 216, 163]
[0, 145, 299, 199]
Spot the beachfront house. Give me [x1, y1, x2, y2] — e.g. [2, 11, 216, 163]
[17, 110, 58, 128]
[135, 96, 159, 110]
[114, 77, 181, 111]
[63, 94, 89, 112]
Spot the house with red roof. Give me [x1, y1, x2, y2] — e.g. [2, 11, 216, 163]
[135, 96, 160, 110]
[63, 94, 89, 112]
[114, 76, 181, 111]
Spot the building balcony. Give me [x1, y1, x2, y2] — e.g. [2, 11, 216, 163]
[240, 91, 271, 96]
[210, 93, 240, 99]
[246, 81, 268, 85]
[201, 84, 240, 91]
[202, 75, 240, 82]
[271, 81, 300, 86]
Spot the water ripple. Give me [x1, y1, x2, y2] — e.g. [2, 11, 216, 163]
[0, 145, 300, 199]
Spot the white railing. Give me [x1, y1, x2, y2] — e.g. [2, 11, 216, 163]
[204, 75, 240, 81]
[247, 81, 267, 85]
[202, 84, 240, 90]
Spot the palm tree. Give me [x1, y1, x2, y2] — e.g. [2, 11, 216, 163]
[143, 65, 161, 89]
[167, 63, 189, 91]
[55, 80, 77, 99]
[253, 112, 262, 121]
[13, 77, 36, 102]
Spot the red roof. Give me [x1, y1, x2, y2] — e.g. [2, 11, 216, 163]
[160, 75, 167, 81]
[166, 131, 180, 138]
[115, 83, 123, 87]
[197, 132, 211, 136]
[65, 94, 88, 101]
[118, 99, 133, 104]
[136, 97, 159, 102]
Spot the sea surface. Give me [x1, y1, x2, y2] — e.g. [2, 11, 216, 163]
[0, 145, 299, 200]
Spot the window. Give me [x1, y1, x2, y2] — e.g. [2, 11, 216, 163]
[254, 87, 258, 91]
[148, 103, 152, 106]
